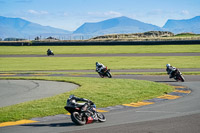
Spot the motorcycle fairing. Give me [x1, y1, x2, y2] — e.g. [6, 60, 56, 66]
[86, 116, 94, 124]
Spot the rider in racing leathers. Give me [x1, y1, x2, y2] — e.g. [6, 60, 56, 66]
[67, 95, 95, 111]
[47, 48, 51, 53]
[166, 64, 177, 78]
[96, 62, 106, 74]
[47, 48, 53, 55]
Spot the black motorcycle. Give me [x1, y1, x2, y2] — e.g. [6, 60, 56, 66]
[173, 69, 185, 82]
[64, 100, 106, 125]
[96, 66, 112, 78]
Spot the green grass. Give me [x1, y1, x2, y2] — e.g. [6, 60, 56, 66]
[174, 33, 200, 37]
[0, 56, 199, 71]
[0, 45, 200, 55]
[0, 76, 173, 122]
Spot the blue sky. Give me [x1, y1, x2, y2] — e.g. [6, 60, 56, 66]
[0, 0, 200, 31]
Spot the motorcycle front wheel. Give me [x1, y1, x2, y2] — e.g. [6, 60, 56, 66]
[71, 112, 86, 125]
[97, 112, 106, 122]
[179, 75, 185, 82]
[106, 71, 112, 78]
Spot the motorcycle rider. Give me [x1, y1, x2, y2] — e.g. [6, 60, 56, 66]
[166, 64, 177, 78]
[96, 62, 106, 74]
[47, 48, 51, 53]
[67, 95, 95, 112]
[47, 48, 53, 55]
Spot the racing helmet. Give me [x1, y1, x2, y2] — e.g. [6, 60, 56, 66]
[166, 64, 171, 67]
[96, 62, 99, 66]
[67, 95, 76, 105]
[69, 94, 74, 99]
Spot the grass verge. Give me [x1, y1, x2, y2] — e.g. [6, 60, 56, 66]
[0, 76, 173, 122]
[0, 56, 200, 71]
[0, 45, 200, 55]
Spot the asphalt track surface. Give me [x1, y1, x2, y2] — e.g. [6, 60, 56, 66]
[0, 80, 79, 107]
[1, 78, 199, 133]
[1, 53, 200, 133]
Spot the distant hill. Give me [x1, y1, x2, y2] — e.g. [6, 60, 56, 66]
[91, 31, 174, 39]
[163, 16, 200, 34]
[1, 15, 200, 40]
[0, 16, 71, 39]
[73, 16, 163, 35]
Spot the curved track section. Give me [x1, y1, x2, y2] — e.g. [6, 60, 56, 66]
[0, 80, 79, 107]
[1, 79, 200, 133]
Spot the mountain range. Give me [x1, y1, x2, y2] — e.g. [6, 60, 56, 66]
[0, 15, 200, 39]
[73, 16, 162, 35]
[0, 16, 71, 39]
[163, 16, 200, 34]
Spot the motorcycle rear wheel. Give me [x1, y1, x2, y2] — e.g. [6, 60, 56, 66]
[98, 73, 104, 78]
[71, 112, 86, 125]
[97, 112, 106, 122]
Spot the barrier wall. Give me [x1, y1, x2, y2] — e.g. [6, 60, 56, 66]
[0, 40, 200, 46]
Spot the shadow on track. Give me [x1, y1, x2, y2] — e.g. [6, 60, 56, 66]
[21, 122, 76, 127]
[155, 81, 178, 83]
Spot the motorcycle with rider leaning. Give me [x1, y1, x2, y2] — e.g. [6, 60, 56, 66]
[96, 62, 112, 78]
[166, 64, 185, 82]
[47, 48, 54, 56]
[64, 95, 106, 125]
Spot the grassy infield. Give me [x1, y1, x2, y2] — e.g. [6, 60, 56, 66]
[0, 45, 200, 55]
[1, 56, 200, 71]
[0, 45, 199, 122]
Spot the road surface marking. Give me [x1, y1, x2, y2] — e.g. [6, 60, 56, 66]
[173, 90, 191, 93]
[157, 94, 181, 99]
[173, 86, 186, 88]
[96, 109, 109, 112]
[123, 101, 154, 107]
[0, 120, 38, 127]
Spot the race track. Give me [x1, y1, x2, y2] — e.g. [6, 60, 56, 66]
[0, 53, 200, 133]
[1, 79, 199, 133]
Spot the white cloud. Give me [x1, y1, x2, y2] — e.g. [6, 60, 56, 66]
[28, 9, 38, 14]
[88, 11, 122, 18]
[104, 11, 122, 17]
[28, 10, 48, 15]
[181, 10, 189, 15]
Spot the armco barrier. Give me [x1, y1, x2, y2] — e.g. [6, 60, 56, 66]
[0, 40, 200, 46]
